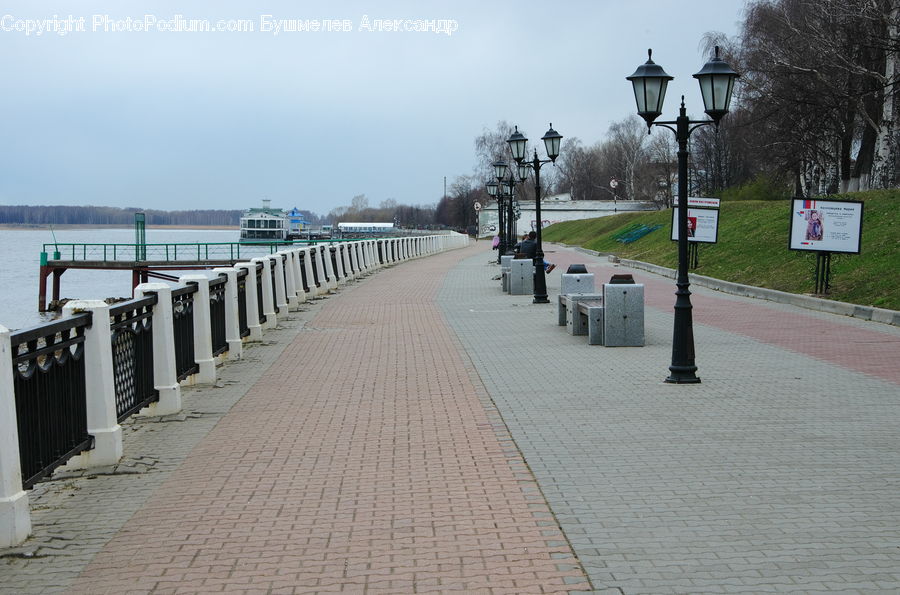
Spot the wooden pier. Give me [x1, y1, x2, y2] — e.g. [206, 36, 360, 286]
[38, 241, 312, 311]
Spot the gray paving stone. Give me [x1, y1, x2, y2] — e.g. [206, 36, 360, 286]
[437, 244, 900, 594]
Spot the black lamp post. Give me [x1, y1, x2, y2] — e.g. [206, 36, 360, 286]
[627, 47, 739, 384]
[486, 180, 503, 264]
[507, 124, 562, 304]
[505, 175, 517, 250]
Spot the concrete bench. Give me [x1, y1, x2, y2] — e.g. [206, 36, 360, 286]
[576, 300, 605, 345]
[508, 259, 534, 295]
[558, 293, 603, 334]
[500, 255, 513, 292]
[602, 283, 645, 347]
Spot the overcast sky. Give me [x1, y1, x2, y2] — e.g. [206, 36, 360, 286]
[0, 0, 747, 216]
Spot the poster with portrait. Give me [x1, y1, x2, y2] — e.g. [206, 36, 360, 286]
[788, 198, 863, 254]
[671, 207, 719, 243]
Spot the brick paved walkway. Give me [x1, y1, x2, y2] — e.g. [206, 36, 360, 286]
[66, 246, 590, 594]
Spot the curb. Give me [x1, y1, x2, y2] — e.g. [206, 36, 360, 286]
[562, 244, 900, 328]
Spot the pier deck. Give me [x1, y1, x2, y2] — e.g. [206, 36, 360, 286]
[5, 241, 900, 593]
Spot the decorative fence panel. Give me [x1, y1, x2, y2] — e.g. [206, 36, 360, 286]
[237, 269, 249, 337]
[10, 315, 93, 489]
[209, 276, 228, 356]
[109, 297, 158, 421]
[171, 285, 198, 382]
[255, 263, 266, 324]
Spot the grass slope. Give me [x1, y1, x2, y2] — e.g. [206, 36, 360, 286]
[542, 190, 900, 311]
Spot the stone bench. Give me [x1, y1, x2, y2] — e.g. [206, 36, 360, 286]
[576, 300, 605, 345]
[508, 258, 534, 295]
[558, 292, 603, 333]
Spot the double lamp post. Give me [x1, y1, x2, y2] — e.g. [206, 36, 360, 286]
[487, 124, 562, 304]
[626, 46, 739, 383]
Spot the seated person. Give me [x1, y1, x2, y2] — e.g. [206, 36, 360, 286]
[514, 231, 556, 273]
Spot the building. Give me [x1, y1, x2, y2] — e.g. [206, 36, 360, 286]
[477, 194, 658, 239]
[240, 200, 287, 242]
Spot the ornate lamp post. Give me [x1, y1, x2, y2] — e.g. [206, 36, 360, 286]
[507, 124, 562, 304]
[485, 180, 503, 264]
[626, 47, 739, 383]
[505, 175, 518, 249]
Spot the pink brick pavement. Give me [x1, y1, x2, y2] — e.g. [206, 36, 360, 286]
[69, 245, 590, 594]
[546, 247, 900, 385]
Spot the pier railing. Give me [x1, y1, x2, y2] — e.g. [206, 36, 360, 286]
[1, 234, 470, 547]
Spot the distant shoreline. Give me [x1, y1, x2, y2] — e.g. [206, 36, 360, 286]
[0, 224, 236, 231]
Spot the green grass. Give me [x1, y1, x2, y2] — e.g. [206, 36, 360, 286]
[542, 189, 900, 311]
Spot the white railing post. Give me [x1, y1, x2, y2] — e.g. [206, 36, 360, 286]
[302, 247, 319, 295]
[313, 245, 328, 292]
[213, 268, 242, 360]
[178, 275, 216, 385]
[344, 244, 355, 278]
[290, 250, 307, 302]
[322, 244, 338, 290]
[269, 255, 289, 313]
[332, 245, 346, 284]
[0, 325, 32, 547]
[252, 257, 277, 328]
[60, 301, 123, 469]
[278, 252, 299, 310]
[235, 263, 263, 341]
[135, 283, 182, 415]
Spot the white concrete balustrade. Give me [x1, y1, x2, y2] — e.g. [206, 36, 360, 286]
[0, 233, 469, 546]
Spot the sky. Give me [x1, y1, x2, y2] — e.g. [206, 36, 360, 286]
[0, 0, 747, 217]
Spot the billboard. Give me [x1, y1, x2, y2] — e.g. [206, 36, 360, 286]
[671, 207, 720, 243]
[789, 198, 863, 254]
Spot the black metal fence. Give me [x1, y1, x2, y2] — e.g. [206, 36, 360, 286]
[110, 297, 158, 421]
[171, 285, 198, 382]
[209, 275, 227, 356]
[255, 263, 266, 324]
[237, 269, 249, 337]
[298, 251, 310, 293]
[11, 315, 93, 489]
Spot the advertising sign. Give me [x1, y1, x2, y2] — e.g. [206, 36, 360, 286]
[789, 198, 863, 254]
[671, 207, 719, 243]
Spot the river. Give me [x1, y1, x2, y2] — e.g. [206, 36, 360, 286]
[0, 228, 241, 331]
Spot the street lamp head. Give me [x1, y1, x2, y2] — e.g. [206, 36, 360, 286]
[517, 161, 530, 182]
[626, 49, 673, 127]
[507, 126, 528, 163]
[693, 46, 740, 124]
[541, 124, 562, 162]
[486, 180, 498, 197]
[492, 159, 508, 182]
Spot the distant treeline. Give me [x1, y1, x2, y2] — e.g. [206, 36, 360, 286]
[0, 205, 242, 226]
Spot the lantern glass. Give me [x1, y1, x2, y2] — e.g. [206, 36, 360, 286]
[507, 127, 528, 162]
[486, 181, 498, 197]
[693, 46, 739, 123]
[626, 49, 673, 125]
[493, 160, 508, 181]
[517, 162, 530, 181]
[541, 124, 562, 161]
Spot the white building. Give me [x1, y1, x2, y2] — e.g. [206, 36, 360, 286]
[477, 194, 657, 239]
